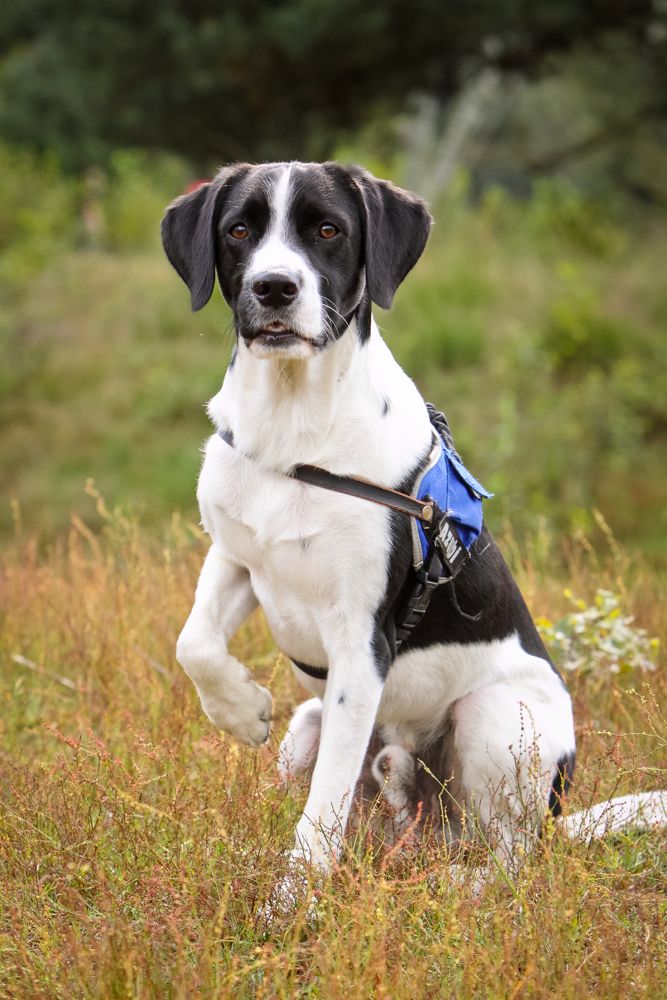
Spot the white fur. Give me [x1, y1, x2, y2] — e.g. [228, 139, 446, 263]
[244, 166, 324, 361]
[377, 634, 574, 751]
[184, 312, 577, 870]
[278, 697, 322, 782]
[371, 744, 417, 833]
[564, 791, 667, 841]
[184, 312, 433, 867]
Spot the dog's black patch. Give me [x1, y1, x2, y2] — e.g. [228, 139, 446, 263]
[374, 495, 562, 678]
[381, 397, 391, 417]
[547, 751, 576, 817]
[404, 528, 559, 669]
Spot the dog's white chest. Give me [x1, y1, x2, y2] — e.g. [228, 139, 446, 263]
[197, 436, 391, 667]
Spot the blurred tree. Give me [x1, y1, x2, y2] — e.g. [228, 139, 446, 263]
[0, 0, 664, 170]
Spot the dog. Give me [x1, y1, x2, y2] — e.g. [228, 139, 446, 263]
[161, 161, 593, 879]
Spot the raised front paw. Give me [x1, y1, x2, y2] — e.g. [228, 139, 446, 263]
[201, 680, 272, 747]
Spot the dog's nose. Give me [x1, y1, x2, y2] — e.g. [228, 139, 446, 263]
[251, 272, 300, 308]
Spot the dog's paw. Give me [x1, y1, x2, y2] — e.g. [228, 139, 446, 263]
[201, 681, 272, 747]
[259, 855, 322, 926]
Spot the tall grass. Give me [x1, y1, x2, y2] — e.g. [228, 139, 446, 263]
[1, 502, 665, 998]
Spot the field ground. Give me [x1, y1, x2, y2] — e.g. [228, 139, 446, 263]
[0, 506, 665, 998]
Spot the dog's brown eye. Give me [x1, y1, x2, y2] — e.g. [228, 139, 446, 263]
[229, 223, 249, 240]
[318, 222, 339, 239]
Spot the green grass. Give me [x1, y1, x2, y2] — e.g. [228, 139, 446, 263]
[1, 508, 665, 998]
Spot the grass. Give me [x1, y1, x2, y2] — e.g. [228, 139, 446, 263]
[1, 502, 665, 998]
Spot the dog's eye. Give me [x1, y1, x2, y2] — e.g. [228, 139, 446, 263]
[318, 223, 339, 240]
[229, 223, 249, 240]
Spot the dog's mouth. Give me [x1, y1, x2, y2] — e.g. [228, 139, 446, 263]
[257, 321, 297, 340]
[241, 320, 319, 349]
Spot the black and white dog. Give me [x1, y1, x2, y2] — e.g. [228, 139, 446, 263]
[160, 162, 658, 879]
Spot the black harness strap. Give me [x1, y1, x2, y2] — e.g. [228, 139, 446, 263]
[290, 463, 436, 524]
[291, 659, 330, 681]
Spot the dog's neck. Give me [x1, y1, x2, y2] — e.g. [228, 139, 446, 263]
[208, 316, 432, 484]
[208, 317, 381, 471]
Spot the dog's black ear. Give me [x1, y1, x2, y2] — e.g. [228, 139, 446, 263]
[160, 166, 246, 311]
[349, 167, 432, 310]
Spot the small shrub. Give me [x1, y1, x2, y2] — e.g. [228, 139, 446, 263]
[537, 588, 660, 674]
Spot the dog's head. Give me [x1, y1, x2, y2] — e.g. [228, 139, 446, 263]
[161, 162, 431, 359]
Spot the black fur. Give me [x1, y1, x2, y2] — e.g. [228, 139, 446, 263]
[372, 451, 432, 677]
[548, 751, 576, 817]
[403, 528, 559, 670]
[161, 165, 251, 312]
[346, 165, 432, 310]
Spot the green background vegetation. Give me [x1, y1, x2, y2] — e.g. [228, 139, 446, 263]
[1, 146, 665, 555]
[1, 2, 666, 555]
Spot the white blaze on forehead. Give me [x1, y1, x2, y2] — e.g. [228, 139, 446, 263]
[268, 163, 294, 242]
[250, 164, 299, 273]
[246, 163, 324, 343]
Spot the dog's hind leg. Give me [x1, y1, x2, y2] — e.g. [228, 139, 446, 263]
[450, 672, 575, 872]
[278, 698, 323, 782]
[176, 544, 272, 747]
[371, 744, 418, 838]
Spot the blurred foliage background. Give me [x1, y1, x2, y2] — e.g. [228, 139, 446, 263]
[1, 0, 666, 558]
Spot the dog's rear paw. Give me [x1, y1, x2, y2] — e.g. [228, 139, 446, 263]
[278, 698, 322, 782]
[201, 681, 272, 746]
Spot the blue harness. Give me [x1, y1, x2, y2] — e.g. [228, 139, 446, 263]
[413, 435, 493, 575]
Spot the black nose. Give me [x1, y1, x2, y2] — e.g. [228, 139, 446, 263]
[251, 272, 300, 308]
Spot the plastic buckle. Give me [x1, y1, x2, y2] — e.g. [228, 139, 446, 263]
[424, 499, 468, 580]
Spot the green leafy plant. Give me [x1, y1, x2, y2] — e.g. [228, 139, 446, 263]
[537, 588, 660, 674]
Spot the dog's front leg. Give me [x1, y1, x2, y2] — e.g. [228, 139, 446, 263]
[292, 624, 389, 869]
[176, 544, 272, 746]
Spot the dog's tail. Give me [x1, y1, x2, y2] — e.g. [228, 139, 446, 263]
[561, 790, 667, 841]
